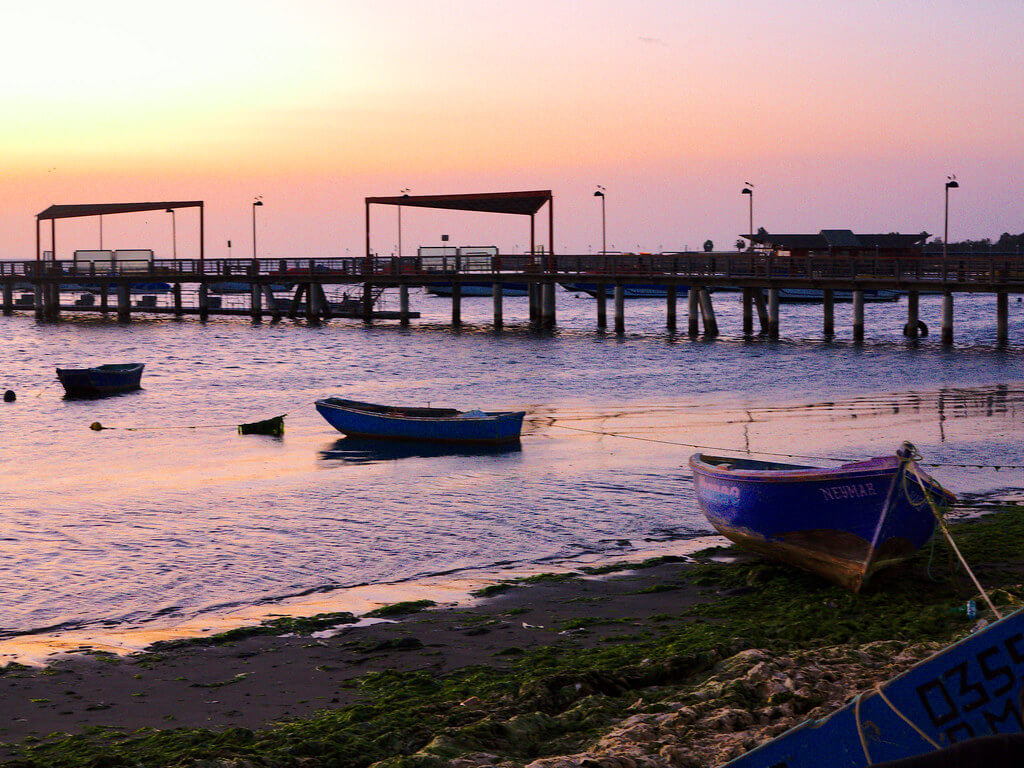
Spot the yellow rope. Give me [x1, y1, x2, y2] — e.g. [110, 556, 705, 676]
[904, 454, 1004, 621]
[874, 684, 941, 749]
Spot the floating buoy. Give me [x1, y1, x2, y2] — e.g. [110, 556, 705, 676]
[3, 390, 15, 402]
[90, 421, 105, 431]
[903, 320, 929, 338]
[238, 414, 285, 437]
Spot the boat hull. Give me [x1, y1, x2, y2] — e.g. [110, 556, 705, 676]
[315, 398, 525, 445]
[560, 283, 689, 298]
[56, 364, 145, 398]
[725, 609, 1024, 767]
[689, 453, 952, 591]
[777, 288, 899, 302]
[426, 283, 529, 297]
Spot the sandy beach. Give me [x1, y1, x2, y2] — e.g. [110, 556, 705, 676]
[3, 505, 1022, 767]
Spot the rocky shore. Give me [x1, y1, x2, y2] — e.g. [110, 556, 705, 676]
[1, 507, 1021, 768]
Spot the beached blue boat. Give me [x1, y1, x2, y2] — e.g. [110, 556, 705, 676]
[725, 608, 1024, 767]
[689, 444, 955, 591]
[56, 363, 144, 398]
[315, 397, 526, 445]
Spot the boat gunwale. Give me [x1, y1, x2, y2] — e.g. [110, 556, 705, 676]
[315, 398, 525, 424]
[688, 453, 900, 484]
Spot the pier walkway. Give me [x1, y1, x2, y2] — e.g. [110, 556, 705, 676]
[2, 251, 1022, 343]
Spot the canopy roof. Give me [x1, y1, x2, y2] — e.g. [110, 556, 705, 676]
[365, 191, 551, 216]
[745, 230, 928, 251]
[37, 201, 203, 221]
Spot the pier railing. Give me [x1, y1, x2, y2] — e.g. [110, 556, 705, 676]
[2, 252, 1023, 287]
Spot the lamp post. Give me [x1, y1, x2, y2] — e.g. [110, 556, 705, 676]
[398, 188, 410, 257]
[944, 176, 958, 258]
[252, 198, 263, 260]
[165, 208, 176, 259]
[741, 182, 754, 247]
[593, 186, 606, 254]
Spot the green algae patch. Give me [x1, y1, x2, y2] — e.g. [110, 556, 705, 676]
[146, 612, 359, 652]
[8, 508, 1024, 768]
[364, 600, 437, 618]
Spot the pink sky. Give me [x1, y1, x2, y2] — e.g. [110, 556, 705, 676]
[2, 1, 1022, 261]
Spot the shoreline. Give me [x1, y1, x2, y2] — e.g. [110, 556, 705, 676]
[2, 507, 1023, 766]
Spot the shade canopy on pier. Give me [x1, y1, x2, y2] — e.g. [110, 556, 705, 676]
[35, 201, 204, 261]
[744, 230, 928, 257]
[364, 190, 553, 258]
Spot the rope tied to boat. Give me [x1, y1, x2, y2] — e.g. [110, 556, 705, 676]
[854, 681, 942, 763]
[898, 443, 1003, 621]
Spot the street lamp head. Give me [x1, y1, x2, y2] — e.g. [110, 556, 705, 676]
[946, 179, 959, 189]
[253, 200, 263, 207]
[593, 190, 604, 197]
[741, 187, 752, 196]
[165, 208, 174, 213]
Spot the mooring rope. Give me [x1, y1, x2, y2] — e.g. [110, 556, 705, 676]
[855, 681, 942, 764]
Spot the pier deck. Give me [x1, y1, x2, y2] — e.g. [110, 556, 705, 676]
[3, 252, 1022, 341]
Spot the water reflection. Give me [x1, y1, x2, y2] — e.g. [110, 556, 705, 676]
[319, 436, 523, 464]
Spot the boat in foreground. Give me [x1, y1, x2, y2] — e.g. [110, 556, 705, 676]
[725, 608, 1024, 767]
[689, 443, 955, 591]
[56, 363, 145, 398]
[314, 397, 526, 445]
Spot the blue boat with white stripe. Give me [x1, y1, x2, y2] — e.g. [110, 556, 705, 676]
[689, 443, 955, 591]
[315, 397, 525, 445]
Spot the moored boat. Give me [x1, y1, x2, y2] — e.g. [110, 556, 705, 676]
[314, 397, 525, 445]
[689, 443, 955, 591]
[425, 282, 529, 297]
[561, 282, 688, 298]
[777, 288, 899, 302]
[56, 363, 145, 398]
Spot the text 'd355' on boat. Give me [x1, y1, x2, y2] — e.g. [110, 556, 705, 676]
[56, 363, 145, 398]
[314, 397, 526, 445]
[688, 443, 955, 591]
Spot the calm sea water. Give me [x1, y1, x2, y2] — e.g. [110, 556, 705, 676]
[0, 289, 1022, 651]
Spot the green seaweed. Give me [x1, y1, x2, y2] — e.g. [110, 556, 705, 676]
[364, 600, 437, 618]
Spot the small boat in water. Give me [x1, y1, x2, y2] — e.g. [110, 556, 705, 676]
[777, 288, 900, 302]
[689, 443, 955, 591]
[425, 283, 529, 297]
[315, 397, 525, 445]
[561, 282, 688, 298]
[56, 363, 145, 398]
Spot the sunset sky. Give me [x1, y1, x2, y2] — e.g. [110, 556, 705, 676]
[2, 0, 1022, 260]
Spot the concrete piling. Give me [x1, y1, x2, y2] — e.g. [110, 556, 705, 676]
[492, 283, 503, 329]
[942, 291, 954, 345]
[852, 290, 865, 342]
[666, 285, 677, 333]
[614, 284, 625, 335]
[997, 292, 1008, 343]
[688, 287, 699, 336]
[768, 288, 780, 339]
[823, 289, 834, 337]
[698, 288, 718, 336]
[400, 285, 410, 326]
[596, 284, 607, 330]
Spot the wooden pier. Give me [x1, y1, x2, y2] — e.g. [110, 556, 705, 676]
[2, 251, 1022, 342]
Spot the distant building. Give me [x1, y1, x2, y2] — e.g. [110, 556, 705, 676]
[743, 229, 928, 258]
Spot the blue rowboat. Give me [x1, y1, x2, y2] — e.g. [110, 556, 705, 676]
[56, 363, 144, 398]
[725, 608, 1024, 767]
[689, 443, 955, 591]
[314, 397, 526, 445]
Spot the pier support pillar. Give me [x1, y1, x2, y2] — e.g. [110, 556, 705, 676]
[399, 285, 410, 326]
[117, 283, 131, 322]
[173, 283, 183, 318]
[528, 283, 539, 324]
[541, 283, 556, 328]
[942, 291, 954, 345]
[199, 283, 209, 321]
[451, 283, 462, 326]
[742, 288, 753, 336]
[753, 289, 769, 334]
[905, 290, 919, 339]
[288, 284, 305, 320]
[614, 283, 625, 336]
[492, 283, 503, 329]
[250, 282, 262, 322]
[306, 282, 320, 322]
[596, 284, 607, 330]
[823, 289, 835, 338]
[687, 286, 699, 336]
[767, 288, 780, 339]
[698, 288, 718, 337]
[99, 284, 109, 315]
[48, 284, 61, 319]
[852, 290, 865, 342]
[362, 282, 373, 323]
[33, 283, 43, 319]
[263, 285, 281, 321]
[997, 292, 1008, 344]
[666, 285, 677, 333]
[2, 282, 11, 316]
